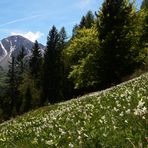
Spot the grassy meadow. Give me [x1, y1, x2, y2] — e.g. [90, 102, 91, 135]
[0, 73, 147, 147]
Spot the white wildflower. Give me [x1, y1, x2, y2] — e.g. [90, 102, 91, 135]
[69, 143, 74, 148]
[99, 119, 103, 123]
[32, 138, 38, 144]
[101, 115, 105, 120]
[45, 140, 53, 145]
[59, 128, 66, 135]
[126, 109, 131, 114]
[117, 103, 121, 107]
[137, 100, 145, 108]
[120, 94, 124, 98]
[125, 120, 128, 123]
[113, 107, 118, 112]
[134, 108, 141, 116]
[119, 111, 124, 117]
[134, 99, 147, 116]
[142, 106, 147, 113]
[103, 133, 107, 137]
[113, 125, 117, 130]
[84, 133, 89, 138]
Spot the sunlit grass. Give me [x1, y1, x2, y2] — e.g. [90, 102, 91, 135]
[0, 73, 148, 147]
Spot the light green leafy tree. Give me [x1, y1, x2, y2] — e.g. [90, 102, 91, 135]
[66, 27, 99, 91]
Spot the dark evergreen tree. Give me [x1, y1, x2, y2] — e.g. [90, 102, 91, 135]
[16, 46, 26, 82]
[20, 86, 32, 113]
[24, 86, 31, 112]
[6, 56, 18, 116]
[141, 0, 148, 9]
[140, 4, 148, 48]
[72, 24, 79, 37]
[85, 10, 95, 28]
[42, 26, 63, 104]
[15, 47, 27, 113]
[59, 27, 67, 47]
[79, 11, 94, 29]
[29, 40, 42, 79]
[59, 27, 72, 99]
[96, 0, 138, 88]
[79, 16, 86, 28]
[59, 27, 67, 78]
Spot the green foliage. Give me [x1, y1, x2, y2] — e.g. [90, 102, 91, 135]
[19, 73, 41, 110]
[79, 10, 95, 29]
[66, 27, 99, 90]
[0, 0, 148, 128]
[0, 70, 7, 94]
[16, 46, 26, 75]
[0, 73, 147, 147]
[96, 0, 140, 88]
[59, 27, 67, 48]
[6, 56, 20, 116]
[140, 9, 148, 48]
[20, 86, 32, 113]
[29, 40, 42, 79]
[42, 26, 65, 104]
[141, 0, 148, 9]
[136, 8, 148, 70]
[72, 24, 79, 37]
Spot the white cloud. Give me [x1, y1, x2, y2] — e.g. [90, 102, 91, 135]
[11, 31, 44, 42]
[74, 0, 98, 10]
[77, 0, 91, 8]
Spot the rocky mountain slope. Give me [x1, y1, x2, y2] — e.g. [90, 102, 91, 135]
[0, 35, 45, 69]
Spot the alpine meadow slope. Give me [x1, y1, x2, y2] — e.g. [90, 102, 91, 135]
[0, 73, 148, 147]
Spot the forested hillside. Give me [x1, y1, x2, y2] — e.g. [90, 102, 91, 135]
[0, 0, 148, 124]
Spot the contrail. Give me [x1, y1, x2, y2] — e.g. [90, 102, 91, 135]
[0, 15, 42, 27]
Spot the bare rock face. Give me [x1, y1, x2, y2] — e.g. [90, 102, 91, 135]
[0, 35, 45, 69]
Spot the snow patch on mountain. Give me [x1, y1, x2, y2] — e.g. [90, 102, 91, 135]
[0, 35, 45, 69]
[9, 41, 16, 58]
[0, 42, 8, 62]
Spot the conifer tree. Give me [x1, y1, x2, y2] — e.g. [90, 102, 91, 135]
[59, 27, 67, 47]
[15, 47, 27, 113]
[141, 0, 148, 9]
[85, 10, 95, 28]
[59, 27, 71, 99]
[27, 40, 43, 106]
[79, 16, 86, 28]
[7, 56, 18, 116]
[42, 26, 63, 104]
[16, 46, 26, 82]
[29, 40, 42, 79]
[20, 86, 32, 113]
[72, 24, 79, 37]
[96, 0, 137, 88]
[140, 1, 148, 47]
[79, 11, 94, 29]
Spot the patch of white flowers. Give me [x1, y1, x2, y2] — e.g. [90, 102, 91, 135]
[134, 99, 147, 116]
[0, 73, 147, 147]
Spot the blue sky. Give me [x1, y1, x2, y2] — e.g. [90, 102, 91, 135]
[0, 0, 143, 45]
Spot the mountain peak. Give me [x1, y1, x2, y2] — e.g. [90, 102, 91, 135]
[0, 35, 45, 70]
